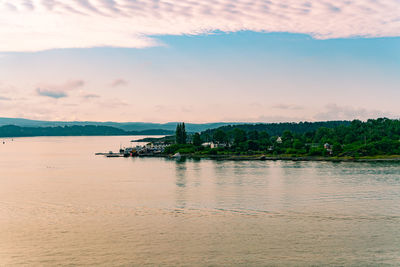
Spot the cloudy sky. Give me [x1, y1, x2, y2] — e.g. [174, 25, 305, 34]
[0, 0, 399, 122]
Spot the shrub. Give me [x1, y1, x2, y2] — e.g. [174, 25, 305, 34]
[308, 147, 324, 156]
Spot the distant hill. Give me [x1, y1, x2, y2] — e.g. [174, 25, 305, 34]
[0, 118, 239, 132]
[0, 125, 173, 138]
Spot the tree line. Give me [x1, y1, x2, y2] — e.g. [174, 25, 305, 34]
[165, 118, 400, 157]
[0, 125, 173, 137]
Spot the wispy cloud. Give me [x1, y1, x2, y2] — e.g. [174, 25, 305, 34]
[221, 114, 308, 123]
[1, 0, 399, 52]
[99, 98, 129, 108]
[0, 96, 11, 101]
[110, 79, 128, 87]
[82, 93, 100, 99]
[313, 104, 394, 121]
[36, 88, 68, 98]
[36, 80, 85, 99]
[272, 104, 304, 110]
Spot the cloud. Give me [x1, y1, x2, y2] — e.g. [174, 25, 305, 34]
[110, 79, 128, 87]
[0, 96, 11, 101]
[272, 104, 304, 110]
[313, 104, 394, 121]
[221, 114, 308, 123]
[82, 93, 100, 99]
[36, 80, 84, 98]
[99, 98, 129, 108]
[37, 80, 84, 91]
[256, 115, 308, 123]
[0, 0, 399, 52]
[36, 88, 67, 98]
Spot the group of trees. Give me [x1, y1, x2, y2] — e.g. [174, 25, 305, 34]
[201, 121, 350, 137]
[175, 123, 187, 144]
[167, 118, 400, 157]
[0, 125, 171, 137]
[0, 125, 174, 137]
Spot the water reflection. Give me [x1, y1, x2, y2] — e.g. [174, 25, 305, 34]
[175, 159, 187, 209]
[191, 159, 202, 188]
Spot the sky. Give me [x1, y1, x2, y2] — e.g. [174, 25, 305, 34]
[0, 0, 399, 123]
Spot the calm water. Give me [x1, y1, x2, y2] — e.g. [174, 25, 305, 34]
[1, 136, 400, 266]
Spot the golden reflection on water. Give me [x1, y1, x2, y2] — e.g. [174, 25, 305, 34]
[0, 136, 400, 266]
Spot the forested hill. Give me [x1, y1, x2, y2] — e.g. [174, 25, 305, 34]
[0, 118, 239, 132]
[0, 125, 173, 137]
[201, 121, 351, 137]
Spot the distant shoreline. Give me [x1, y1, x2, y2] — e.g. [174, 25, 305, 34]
[138, 154, 400, 162]
[1, 134, 165, 138]
[0, 125, 172, 138]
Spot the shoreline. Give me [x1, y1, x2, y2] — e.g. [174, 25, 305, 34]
[137, 154, 400, 162]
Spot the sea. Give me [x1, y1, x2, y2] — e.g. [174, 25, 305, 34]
[0, 136, 399, 266]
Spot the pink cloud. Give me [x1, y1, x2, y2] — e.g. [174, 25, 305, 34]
[110, 79, 128, 87]
[0, 0, 399, 52]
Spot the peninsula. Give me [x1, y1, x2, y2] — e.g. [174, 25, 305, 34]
[132, 118, 400, 161]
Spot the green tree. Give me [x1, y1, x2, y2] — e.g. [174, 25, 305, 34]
[233, 128, 247, 146]
[282, 130, 293, 141]
[247, 140, 260, 151]
[292, 139, 303, 150]
[332, 142, 343, 156]
[175, 122, 187, 144]
[213, 130, 227, 144]
[192, 133, 202, 146]
[259, 131, 270, 140]
[248, 130, 259, 140]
